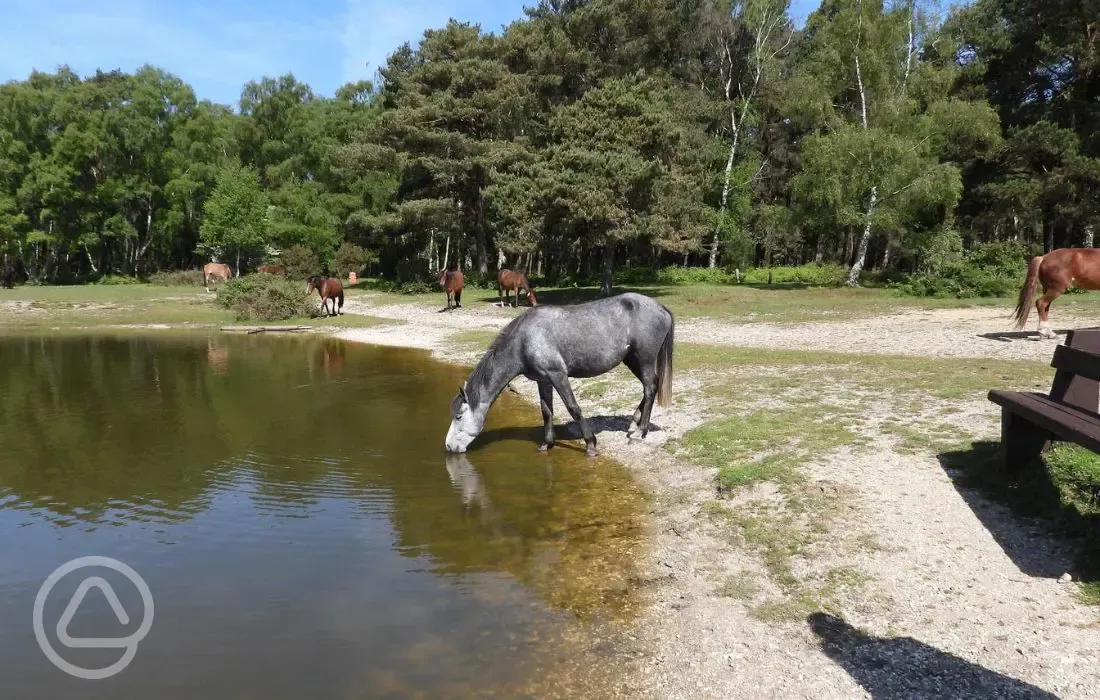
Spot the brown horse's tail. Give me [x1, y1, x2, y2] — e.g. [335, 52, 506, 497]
[656, 307, 674, 408]
[1013, 255, 1044, 329]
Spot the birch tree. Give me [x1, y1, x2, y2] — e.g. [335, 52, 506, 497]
[707, 0, 793, 268]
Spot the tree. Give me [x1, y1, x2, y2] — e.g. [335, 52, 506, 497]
[198, 165, 269, 274]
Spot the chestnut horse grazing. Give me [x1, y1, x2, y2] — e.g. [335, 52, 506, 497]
[203, 262, 233, 292]
[306, 275, 344, 316]
[1014, 247, 1100, 339]
[258, 263, 286, 276]
[439, 268, 464, 310]
[497, 269, 537, 308]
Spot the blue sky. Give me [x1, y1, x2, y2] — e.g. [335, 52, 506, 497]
[0, 0, 822, 108]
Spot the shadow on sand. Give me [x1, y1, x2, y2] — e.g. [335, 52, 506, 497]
[808, 612, 1058, 699]
[977, 329, 1070, 342]
[473, 415, 663, 452]
[937, 441, 1100, 582]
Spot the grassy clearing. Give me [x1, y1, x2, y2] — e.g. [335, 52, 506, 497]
[0, 283, 395, 333]
[347, 280, 1100, 324]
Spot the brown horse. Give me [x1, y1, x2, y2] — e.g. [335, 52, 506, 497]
[439, 268, 464, 310]
[307, 275, 344, 316]
[258, 263, 286, 276]
[497, 269, 537, 308]
[203, 262, 233, 292]
[1014, 247, 1100, 339]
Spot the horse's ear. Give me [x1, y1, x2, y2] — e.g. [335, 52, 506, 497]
[459, 385, 468, 404]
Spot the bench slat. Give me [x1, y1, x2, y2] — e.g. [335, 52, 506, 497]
[988, 389, 1100, 454]
[1051, 344, 1100, 382]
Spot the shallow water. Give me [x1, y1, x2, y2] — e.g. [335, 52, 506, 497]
[0, 333, 648, 698]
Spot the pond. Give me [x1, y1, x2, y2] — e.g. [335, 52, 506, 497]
[0, 333, 649, 698]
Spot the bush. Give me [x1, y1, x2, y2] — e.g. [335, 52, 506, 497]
[655, 266, 736, 285]
[898, 241, 1032, 299]
[95, 274, 143, 285]
[149, 269, 205, 286]
[282, 245, 322, 280]
[741, 263, 849, 287]
[216, 274, 318, 321]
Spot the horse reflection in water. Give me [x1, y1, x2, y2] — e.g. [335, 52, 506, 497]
[443, 454, 496, 527]
[206, 338, 230, 374]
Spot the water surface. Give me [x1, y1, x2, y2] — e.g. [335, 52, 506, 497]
[0, 333, 648, 698]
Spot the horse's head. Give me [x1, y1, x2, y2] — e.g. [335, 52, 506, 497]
[445, 384, 484, 453]
[306, 276, 319, 295]
[438, 269, 448, 287]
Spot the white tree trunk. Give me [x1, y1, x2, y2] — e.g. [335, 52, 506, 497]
[847, 186, 878, 286]
[442, 234, 451, 270]
[710, 120, 740, 268]
[1085, 224, 1095, 248]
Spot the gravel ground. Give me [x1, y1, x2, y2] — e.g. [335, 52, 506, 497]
[336, 294, 1100, 699]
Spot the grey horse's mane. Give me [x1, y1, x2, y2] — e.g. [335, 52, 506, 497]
[464, 312, 527, 405]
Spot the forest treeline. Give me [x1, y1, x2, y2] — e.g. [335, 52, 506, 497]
[0, 0, 1096, 294]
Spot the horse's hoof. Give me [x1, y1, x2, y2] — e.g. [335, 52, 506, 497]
[585, 447, 598, 458]
[538, 443, 552, 452]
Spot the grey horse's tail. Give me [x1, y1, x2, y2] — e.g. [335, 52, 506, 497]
[656, 306, 674, 407]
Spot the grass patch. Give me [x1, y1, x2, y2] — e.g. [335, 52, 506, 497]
[677, 343, 1054, 399]
[880, 420, 974, 454]
[0, 283, 395, 332]
[717, 571, 762, 601]
[674, 404, 861, 492]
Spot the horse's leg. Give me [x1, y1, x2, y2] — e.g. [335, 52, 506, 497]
[537, 379, 555, 451]
[548, 373, 596, 457]
[1036, 286, 1063, 339]
[622, 352, 658, 440]
[621, 354, 648, 438]
[498, 284, 505, 308]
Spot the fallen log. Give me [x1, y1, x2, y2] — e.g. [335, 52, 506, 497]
[219, 325, 312, 334]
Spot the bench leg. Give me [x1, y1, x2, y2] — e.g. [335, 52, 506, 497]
[1000, 408, 1051, 472]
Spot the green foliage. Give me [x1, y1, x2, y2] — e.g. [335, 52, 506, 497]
[331, 243, 376, 278]
[198, 165, 269, 267]
[1, 0, 1096, 286]
[94, 275, 143, 286]
[281, 245, 322, 280]
[898, 241, 1031, 298]
[148, 269, 205, 286]
[741, 264, 850, 287]
[215, 274, 317, 321]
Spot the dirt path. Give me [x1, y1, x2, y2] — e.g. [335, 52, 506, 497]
[336, 297, 1100, 699]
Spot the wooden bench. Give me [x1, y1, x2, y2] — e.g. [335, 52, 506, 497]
[987, 329, 1100, 471]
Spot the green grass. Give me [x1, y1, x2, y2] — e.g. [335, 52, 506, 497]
[0, 283, 395, 332]
[677, 344, 1054, 399]
[347, 279, 1100, 324]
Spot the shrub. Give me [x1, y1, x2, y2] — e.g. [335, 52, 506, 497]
[898, 241, 1032, 298]
[149, 269, 205, 286]
[216, 274, 318, 321]
[741, 263, 849, 287]
[95, 274, 143, 285]
[282, 245, 322, 280]
[655, 266, 736, 285]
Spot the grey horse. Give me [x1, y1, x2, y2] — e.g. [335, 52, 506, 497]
[444, 292, 674, 456]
